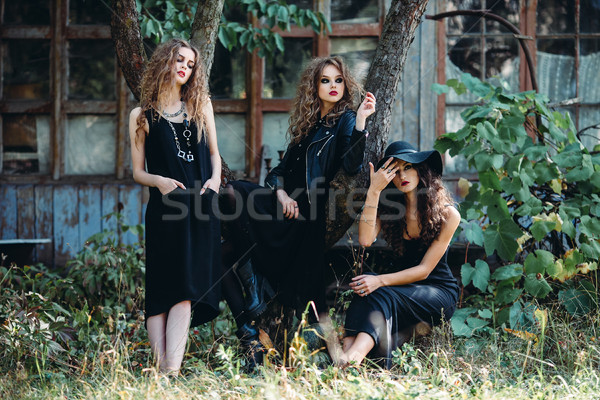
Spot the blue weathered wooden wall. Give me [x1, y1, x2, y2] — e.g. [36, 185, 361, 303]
[0, 184, 144, 266]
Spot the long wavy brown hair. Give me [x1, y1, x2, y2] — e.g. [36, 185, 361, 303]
[287, 56, 364, 145]
[379, 162, 455, 256]
[135, 38, 208, 147]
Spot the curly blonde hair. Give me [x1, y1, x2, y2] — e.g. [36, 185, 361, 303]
[379, 163, 455, 256]
[135, 38, 209, 146]
[288, 56, 364, 145]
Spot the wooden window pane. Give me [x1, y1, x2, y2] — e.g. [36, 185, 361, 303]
[484, 0, 519, 33]
[69, 0, 112, 25]
[2, 114, 51, 174]
[447, 36, 482, 79]
[3, 40, 50, 100]
[331, 37, 378, 84]
[580, 108, 600, 149]
[537, 0, 575, 34]
[443, 107, 472, 174]
[580, 39, 600, 104]
[215, 114, 246, 172]
[210, 43, 246, 99]
[262, 113, 290, 160]
[263, 38, 312, 99]
[581, 0, 600, 33]
[537, 39, 576, 101]
[485, 37, 519, 90]
[445, 0, 482, 35]
[3, 0, 50, 25]
[65, 115, 116, 175]
[331, 0, 379, 23]
[68, 40, 116, 100]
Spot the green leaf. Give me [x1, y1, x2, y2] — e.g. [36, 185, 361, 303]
[580, 240, 600, 259]
[480, 191, 510, 222]
[533, 162, 559, 185]
[478, 309, 493, 319]
[451, 308, 476, 337]
[580, 215, 600, 237]
[463, 221, 484, 246]
[461, 72, 492, 97]
[277, 5, 289, 22]
[431, 83, 449, 95]
[559, 288, 592, 316]
[491, 263, 523, 280]
[479, 171, 501, 191]
[565, 154, 594, 182]
[524, 274, 552, 298]
[553, 144, 582, 168]
[496, 281, 523, 305]
[461, 260, 490, 292]
[530, 220, 557, 241]
[548, 122, 567, 142]
[274, 33, 284, 52]
[524, 145, 548, 162]
[474, 153, 504, 171]
[467, 317, 490, 331]
[523, 249, 554, 275]
[483, 219, 522, 261]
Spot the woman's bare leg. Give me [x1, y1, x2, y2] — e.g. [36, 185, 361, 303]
[342, 332, 375, 365]
[147, 313, 167, 370]
[163, 300, 191, 373]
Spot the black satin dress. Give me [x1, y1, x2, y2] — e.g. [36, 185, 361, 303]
[344, 237, 459, 368]
[143, 110, 221, 327]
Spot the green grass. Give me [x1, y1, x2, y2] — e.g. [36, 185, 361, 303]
[1, 308, 599, 400]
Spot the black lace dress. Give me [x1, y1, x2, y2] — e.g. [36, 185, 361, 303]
[143, 110, 221, 327]
[344, 237, 459, 367]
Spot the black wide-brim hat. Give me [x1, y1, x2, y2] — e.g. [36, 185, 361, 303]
[376, 140, 443, 176]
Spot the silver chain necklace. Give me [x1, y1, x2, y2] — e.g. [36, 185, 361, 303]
[165, 104, 194, 162]
[162, 100, 184, 118]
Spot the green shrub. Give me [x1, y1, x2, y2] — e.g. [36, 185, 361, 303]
[433, 74, 600, 337]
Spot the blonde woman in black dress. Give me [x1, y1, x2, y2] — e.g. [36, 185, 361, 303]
[129, 39, 222, 374]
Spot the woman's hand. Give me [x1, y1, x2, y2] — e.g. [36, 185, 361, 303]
[276, 189, 299, 219]
[351, 274, 384, 296]
[368, 158, 399, 194]
[355, 92, 376, 131]
[201, 177, 220, 195]
[157, 176, 186, 195]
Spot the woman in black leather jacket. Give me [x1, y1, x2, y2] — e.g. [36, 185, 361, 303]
[221, 57, 375, 351]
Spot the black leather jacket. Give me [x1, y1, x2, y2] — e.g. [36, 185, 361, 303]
[265, 110, 367, 202]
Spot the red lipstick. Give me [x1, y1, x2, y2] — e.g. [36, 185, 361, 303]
[178, 71, 185, 78]
[401, 181, 409, 186]
[329, 91, 338, 96]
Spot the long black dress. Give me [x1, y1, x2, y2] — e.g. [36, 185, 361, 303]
[344, 237, 459, 368]
[143, 110, 221, 327]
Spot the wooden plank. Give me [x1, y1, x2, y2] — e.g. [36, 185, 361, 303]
[419, 0, 438, 149]
[212, 99, 247, 113]
[118, 185, 142, 245]
[17, 185, 35, 261]
[116, 68, 128, 179]
[0, 101, 51, 113]
[0, 26, 51, 39]
[53, 185, 79, 266]
[34, 185, 54, 265]
[78, 185, 102, 245]
[62, 101, 116, 114]
[0, 185, 18, 240]
[401, 21, 421, 148]
[65, 25, 111, 39]
[261, 99, 293, 112]
[101, 184, 119, 233]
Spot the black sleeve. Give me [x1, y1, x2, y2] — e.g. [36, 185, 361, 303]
[264, 144, 292, 190]
[337, 111, 367, 175]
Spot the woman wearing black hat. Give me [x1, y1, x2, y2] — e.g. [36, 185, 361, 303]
[334, 141, 460, 367]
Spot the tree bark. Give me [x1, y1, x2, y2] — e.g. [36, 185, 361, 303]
[325, 0, 430, 247]
[110, 0, 147, 101]
[190, 0, 225, 77]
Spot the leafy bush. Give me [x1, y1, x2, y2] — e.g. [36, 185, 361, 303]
[433, 74, 600, 336]
[65, 212, 145, 314]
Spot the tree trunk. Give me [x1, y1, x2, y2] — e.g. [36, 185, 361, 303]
[190, 0, 225, 77]
[110, 0, 146, 101]
[325, 0, 430, 248]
